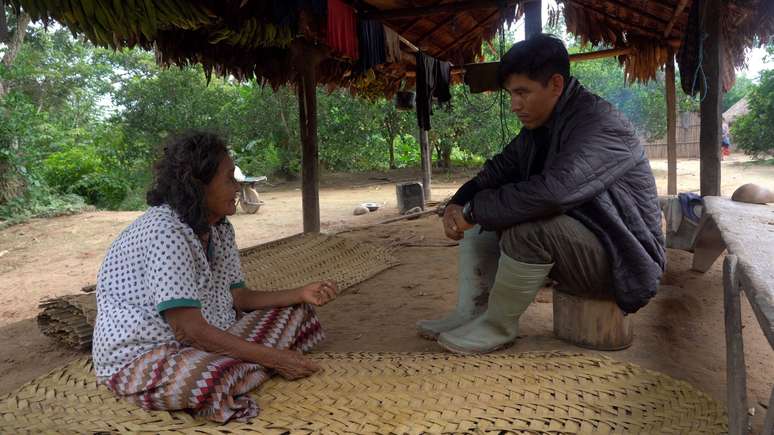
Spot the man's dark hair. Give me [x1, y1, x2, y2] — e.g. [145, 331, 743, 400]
[497, 33, 570, 86]
[146, 130, 229, 236]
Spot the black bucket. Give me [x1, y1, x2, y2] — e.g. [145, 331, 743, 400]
[395, 91, 415, 111]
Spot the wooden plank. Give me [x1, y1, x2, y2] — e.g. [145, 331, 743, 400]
[419, 129, 432, 201]
[723, 255, 749, 435]
[703, 197, 774, 349]
[664, 0, 690, 38]
[699, 0, 723, 196]
[524, 0, 542, 38]
[362, 0, 517, 20]
[666, 48, 677, 195]
[296, 44, 322, 233]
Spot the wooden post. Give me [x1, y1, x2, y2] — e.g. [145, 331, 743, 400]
[419, 129, 432, 201]
[699, 0, 723, 196]
[295, 43, 324, 233]
[666, 48, 677, 195]
[524, 0, 542, 38]
[723, 255, 749, 435]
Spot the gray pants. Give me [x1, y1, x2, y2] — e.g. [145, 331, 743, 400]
[491, 215, 613, 299]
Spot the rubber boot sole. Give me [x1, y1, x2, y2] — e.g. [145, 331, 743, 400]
[436, 336, 515, 355]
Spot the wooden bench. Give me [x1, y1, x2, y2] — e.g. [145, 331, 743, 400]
[691, 197, 774, 435]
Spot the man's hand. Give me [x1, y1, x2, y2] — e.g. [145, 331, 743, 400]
[443, 204, 474, 240]
[298, 280, 338, 306]
[268, 349, 320, 380]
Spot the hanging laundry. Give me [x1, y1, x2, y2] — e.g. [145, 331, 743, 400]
[327, 0, 358, 60]
[434, 60, 452, 104]
[383, 25, 401, 63]
[357, 19, 386, 72]
[416, 52, 436, 131]
[415, 52, 453, 130]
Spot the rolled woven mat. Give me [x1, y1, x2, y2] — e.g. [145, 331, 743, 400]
[0, 351, 726, 434]
[37, 233, 399, 350]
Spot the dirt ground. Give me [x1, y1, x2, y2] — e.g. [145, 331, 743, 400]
[1, 155, 773, 431]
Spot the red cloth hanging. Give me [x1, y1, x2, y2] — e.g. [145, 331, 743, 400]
[327, 0, 359, 60]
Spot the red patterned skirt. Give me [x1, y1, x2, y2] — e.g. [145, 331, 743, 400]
[102, 304, 324, 423]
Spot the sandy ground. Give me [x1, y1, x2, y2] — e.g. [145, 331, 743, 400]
[0, 156, 773, 431]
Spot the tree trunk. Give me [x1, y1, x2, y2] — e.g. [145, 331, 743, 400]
[0, 10, 31, 203]
[0, 11, 31, 99]
[388, 134, 396, 169]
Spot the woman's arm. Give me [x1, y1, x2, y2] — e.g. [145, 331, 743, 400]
[231, 280, 338, 312]
[163, 307, 318, 379]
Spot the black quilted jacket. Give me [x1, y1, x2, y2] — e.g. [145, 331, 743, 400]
[470, 78, 665, 313]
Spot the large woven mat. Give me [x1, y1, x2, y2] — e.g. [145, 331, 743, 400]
[37, 233, 399, 350]
[0, 352, 726, 434]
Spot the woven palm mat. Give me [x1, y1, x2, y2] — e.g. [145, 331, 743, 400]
[37, 233, 399, 350]
[0, 351, 726, 434]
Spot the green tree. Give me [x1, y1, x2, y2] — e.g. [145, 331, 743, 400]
[730, 68, 774, 158]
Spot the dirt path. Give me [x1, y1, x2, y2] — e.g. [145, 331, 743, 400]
[1, 158, 773, 430]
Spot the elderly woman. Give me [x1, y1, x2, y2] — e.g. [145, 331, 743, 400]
[92, 131, 336, 422]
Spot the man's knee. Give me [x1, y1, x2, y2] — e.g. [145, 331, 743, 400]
[499, 220, 550, 262]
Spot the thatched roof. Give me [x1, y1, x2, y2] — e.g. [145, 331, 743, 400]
[6, 0, 773, 93]
[556, 0, 773, 85]
[723, 96, 749, 124]
[6, 0, 516, 95]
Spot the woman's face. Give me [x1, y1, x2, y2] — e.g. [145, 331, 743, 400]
[204, 154, 239, 222]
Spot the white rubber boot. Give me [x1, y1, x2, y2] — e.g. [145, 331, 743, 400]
[437, 254, 553, 354]
[416, 226, 499, 339]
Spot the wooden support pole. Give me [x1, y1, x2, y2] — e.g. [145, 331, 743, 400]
[699, 0, 723, 196]
[723, 255, 749, 435]
[524, 0, 542, 38]
[419, 129, 432, 202]
[666, 48, 677, 195]
[295, 43, 324, 233]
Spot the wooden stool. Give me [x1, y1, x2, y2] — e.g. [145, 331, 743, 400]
[552, 290, 633, 350]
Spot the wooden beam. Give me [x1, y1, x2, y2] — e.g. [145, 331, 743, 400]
[362, 0, 517, 20]
[419, 129, 432, 201]
[403, 47, 636, 79]
[415, 14, 457, 47]
[666, 47, 677, 195]
[569, 46, 633, 61]
[524, 0, 542, 38]
[295, 43, 324, 233]
[436, 9, 500, 58]
[699, 0, 723, 196]
[664, 0, 690, 38]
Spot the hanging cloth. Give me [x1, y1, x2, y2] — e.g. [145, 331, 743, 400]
[357, 19, 386, 72]
[434, 60, 452, 104]
[416, 52, 453, 130]
[383, 25, 402, 63]
[416, 52, 437, 131]
[327, 0, 358, 60]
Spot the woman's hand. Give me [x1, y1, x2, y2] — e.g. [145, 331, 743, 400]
[268, 349, 320, 380]
[298, 280, 338, 306]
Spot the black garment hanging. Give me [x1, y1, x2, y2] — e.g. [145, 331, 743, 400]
[415, 52, 436, 130]
[434, 60, 452, 104]
[357, 19, 387, 72]
[416, 52, 453, 130]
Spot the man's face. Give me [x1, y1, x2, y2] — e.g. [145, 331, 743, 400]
[504, 73, 565, 129]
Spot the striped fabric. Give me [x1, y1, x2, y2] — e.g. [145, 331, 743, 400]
[102, 304, 324, 422]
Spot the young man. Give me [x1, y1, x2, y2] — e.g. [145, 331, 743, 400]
[418, 34, 665, 354]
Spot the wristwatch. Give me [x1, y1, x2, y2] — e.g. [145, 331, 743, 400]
[462, 201, 475, 224]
